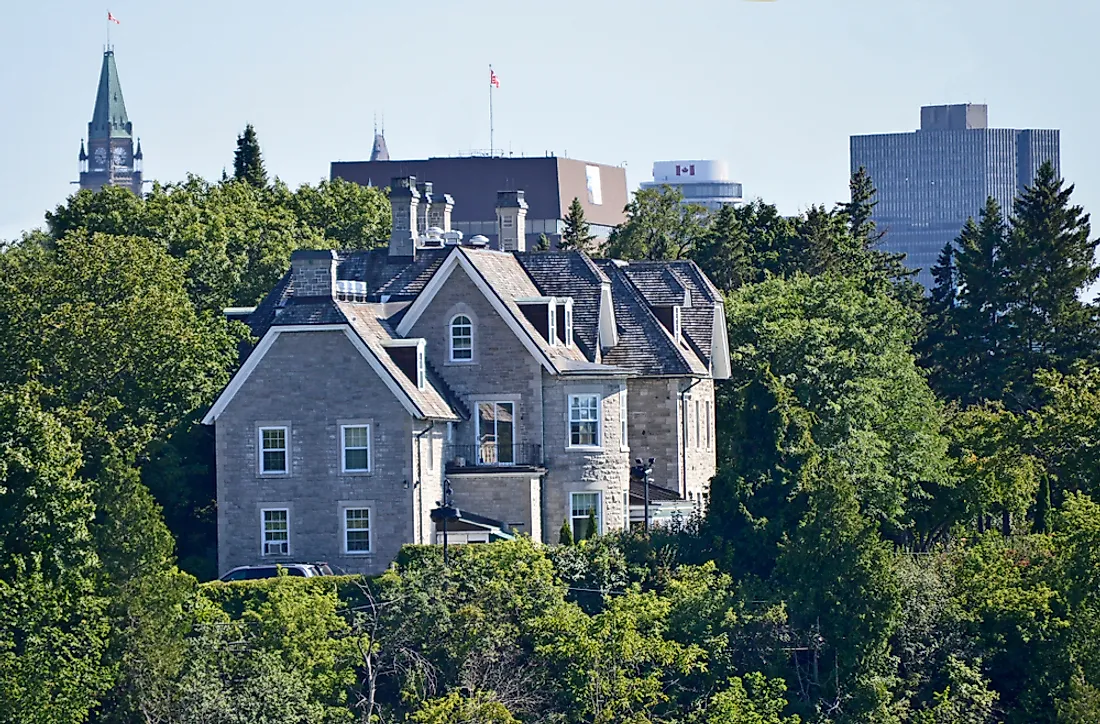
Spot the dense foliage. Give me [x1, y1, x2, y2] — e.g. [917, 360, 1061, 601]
[2, 138, 1100, 722]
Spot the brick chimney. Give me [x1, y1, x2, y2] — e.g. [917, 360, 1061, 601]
[290, 249, 338, 298]
[495, 190, 528, 252]
[429, 193, 454, 232]
[389, 176, 420, 259]
[416, 181, 433, 235]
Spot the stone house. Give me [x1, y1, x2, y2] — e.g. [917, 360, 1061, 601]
[202, 177, 730, 576]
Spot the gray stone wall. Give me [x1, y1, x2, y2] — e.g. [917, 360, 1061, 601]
[409, 265, 546, 462]
[290, 251, 336, 297]
[216, 330, 416, 577]
[627, 378, 681, 492]
[448, 473, 542, 539]
[682, 378, 717, 506]
[541, 375, 630, 541]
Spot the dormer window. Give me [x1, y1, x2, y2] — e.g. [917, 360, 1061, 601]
[548, 302, 559, 345]
[383, 339, 427, 390]
[672, 305, 682, 342]
[417, 345, 426, 390]
[517, 296, 573, 347]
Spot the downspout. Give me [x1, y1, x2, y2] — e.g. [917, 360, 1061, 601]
[681, 377, 703, 498]
[414, 421, 436, 544]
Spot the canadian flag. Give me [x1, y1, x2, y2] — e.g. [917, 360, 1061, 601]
[489, 69, 500, 88]
[107, 11, 120, 23]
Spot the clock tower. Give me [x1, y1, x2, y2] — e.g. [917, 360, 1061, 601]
[78, 48, 143, 195]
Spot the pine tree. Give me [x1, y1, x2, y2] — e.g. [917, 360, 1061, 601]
[233, 124, 268, 188]
[998, 162, 1099, 408]
[535, 233, 551, 252]
[838, 166, 884, 245]
[919, 242, 961, 397]
[558, 519, 573, 546]
[585, 508, 599, 540]
[560, 197, 596, 252]
[691, 204, 749, 293]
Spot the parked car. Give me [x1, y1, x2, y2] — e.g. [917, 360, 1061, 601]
[218, 562, 334, 582]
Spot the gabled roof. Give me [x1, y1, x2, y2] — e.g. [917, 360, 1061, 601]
[203, 300, 461, 425]
[89, 50, 131, 140]
[515, 252, 607, 360]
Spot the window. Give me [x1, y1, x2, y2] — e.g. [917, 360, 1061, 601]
[262, 509, 289, 556]
[343, 508, 371, 554]
[569, 394, 601, 448]
[565, 304, 574, 346]
[571, 492, 602, 540]
[619, 386, 628, 450]
[548, 302, 558, 345]
[705, 400, 712, 450]
[450, 315, 473, 362]
[259, 427, 287, 474]
[416, 345, 426, 389]
[342, 425, 371, 473]
[695, 400, 701, 449]
[477, 401, 515, 464]
[673, 306, 682, 342]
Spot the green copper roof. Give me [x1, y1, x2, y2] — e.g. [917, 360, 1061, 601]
[88, 50, 132, 140]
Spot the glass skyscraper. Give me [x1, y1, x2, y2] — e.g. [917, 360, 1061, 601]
[850, 104, 1059, 289]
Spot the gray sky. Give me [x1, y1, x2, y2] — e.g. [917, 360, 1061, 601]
[2, 0, 1098, 243]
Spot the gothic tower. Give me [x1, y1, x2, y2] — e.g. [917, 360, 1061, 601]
[78, 48, 143, 195]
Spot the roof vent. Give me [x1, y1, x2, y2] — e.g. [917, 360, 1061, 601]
[334, 280, 368, 302]
[468, 235, 489, 248]
[442, 230, 464, 246]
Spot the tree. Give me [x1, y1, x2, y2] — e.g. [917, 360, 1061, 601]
[559, 518, 574, 546]
[920, 242, 963, 398]
[838, 166, 884, 246]
[290, 177, 390, 250]
[535, 233, 551, 252]
[691, 203, 750, 294]
[560, 197, 596, 252]
[998, 162, 1099, 409]
[604, 185, 708, 260]
[233, 123, 268, 187]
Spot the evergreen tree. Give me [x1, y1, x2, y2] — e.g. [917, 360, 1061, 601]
[535, 233, 551, 252]
[690, 204, 749, 293]
[920, 242, 962, 398]
[585, 509, 598, 540]
[558, 519, 573, 546]
[837, 167, 917, 294]
[560, 197, 596, 252]
[1034, 474, 1052, 534]
[233, 124, 268, 188]
[999, 162, 1099, 408]
[838, 166, 884, 245]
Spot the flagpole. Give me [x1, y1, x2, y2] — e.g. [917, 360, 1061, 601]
[488, 65, 494, 157]
[106, 9, 111, 49]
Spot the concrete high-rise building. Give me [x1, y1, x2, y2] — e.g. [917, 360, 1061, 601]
[850, 104, 1059, 289]
[78, 48, 143, 195]
[640, 160, 743, 210]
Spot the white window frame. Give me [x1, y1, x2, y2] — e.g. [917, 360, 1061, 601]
[619, 385, 629, 452]
[568, 393, 602, 449]
[416, 345, 426, 389]
[258, 426, 288, 475]
[449, 314, 474, 363]
[548, 301, 559, 346]
[564, 302, 574, 347]
[261, 508, 289, 557]
[342, 507, 372, 555]
[341, 424, 372, 473]
[673, 305, 682, 342]
[570, 491, 603, 539]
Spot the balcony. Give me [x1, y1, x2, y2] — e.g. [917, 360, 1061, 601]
[444, 443, 544, 473]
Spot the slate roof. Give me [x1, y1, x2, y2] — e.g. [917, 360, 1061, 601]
[89, 50, 131, 140]
[594, 260, 709, 377]
[515, 251, 606, 360]
[245, 245, 722, 381]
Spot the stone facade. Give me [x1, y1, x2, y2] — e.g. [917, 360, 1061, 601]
[216, 330, 421, 576]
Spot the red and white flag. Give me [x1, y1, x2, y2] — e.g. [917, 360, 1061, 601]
[107, 11, 120, 24]
[489, 69, 500, 88]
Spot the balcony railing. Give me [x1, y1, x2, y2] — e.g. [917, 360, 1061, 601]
[444, 443, 543, 470]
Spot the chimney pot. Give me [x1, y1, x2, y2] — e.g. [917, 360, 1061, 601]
[495, 189, 528, 252]
[290, 249, 338, 298]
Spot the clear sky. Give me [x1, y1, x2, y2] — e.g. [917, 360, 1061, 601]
[2, 0, 1098, 244]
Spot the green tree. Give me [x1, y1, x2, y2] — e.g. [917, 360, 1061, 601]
[559, 518, 574, 546]
[691, 203, 750, 293]
[233, 123, 268, 187]
[560, 196, 596, 252]
[410, 690, 519, 724]
[290, 177, 390, 250]
[604, 185, 708, 260]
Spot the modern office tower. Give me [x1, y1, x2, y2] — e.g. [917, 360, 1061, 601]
[640, 160, 743, 210]
[851, 104, 1059, 289]
[78, 48, 143, 195]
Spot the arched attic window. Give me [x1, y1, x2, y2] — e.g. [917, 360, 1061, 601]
[450, 314, 474, 362]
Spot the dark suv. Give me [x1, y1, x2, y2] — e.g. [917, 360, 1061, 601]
[218, 563, 334, 582]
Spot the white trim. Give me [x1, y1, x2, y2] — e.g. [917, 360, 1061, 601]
[711, 304, 731, 380]
[570, 491, 603, 538]
[473, 400, 517, 466]
[261, 507, 290, 557]
[202, 325, 425, 424]
[567, 393, 602, 450]
[598, 282, 618, 349]
[341, 506, 373, 555]
[340, 424, 372, 473]
[449, 313, 475, 363]
[395, 248, 557, 373]
[258, 426, 289, 475]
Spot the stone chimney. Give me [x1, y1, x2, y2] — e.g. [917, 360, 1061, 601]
[290, 249, 338, 298]
[495, 190, 528, 252]
[429, 193, 455, 232]
[389, 176, 420, 259]
[416, 181, 433, 236]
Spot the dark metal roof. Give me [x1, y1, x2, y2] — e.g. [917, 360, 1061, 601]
[89, 50, 132, 140]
